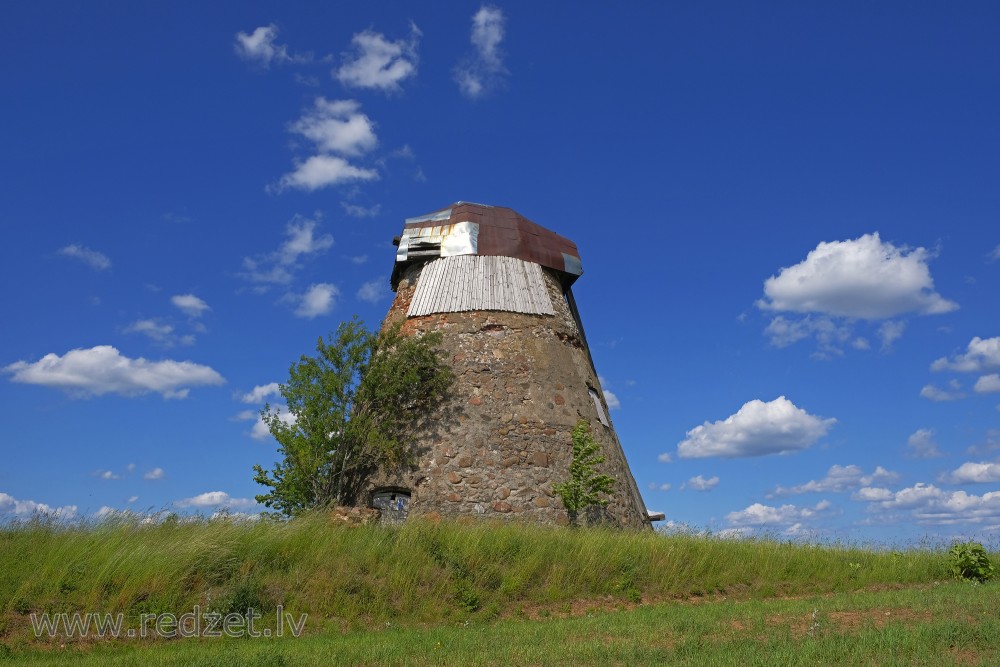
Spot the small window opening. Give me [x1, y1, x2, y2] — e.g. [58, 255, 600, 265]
[372, 489, 411, 522]
[589, 388, 609, 427]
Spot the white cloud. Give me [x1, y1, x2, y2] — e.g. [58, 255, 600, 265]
[941, 462, 1000, 484]
[990, 244, 1000, 261]
[234, 24, 307, 66]
[758, 233, 957, 319]
[277, 154, 379, 192]
[657, 452, 673, 463]
[58, 244, 111, 271]
[0, 491, 77, 519]
[647, 483, 672, 492]
[341, 202, 382, 218]
[124, 319, 192, 347]
[859, 482, 1000, 526]
[175, 491, 256, 509]
[250, 407, 296, 440]
[454, 6, 508, 98]
[907, 428, 942, 458]
[770, 464, 898, 496]
[684, 475, 719, 491]
[171, 294, 210, 318]
[241, 382, 281, 404]
[920, 383, 964, 402]
[975, 374, 1000, 393]
[336, 26, 420, 93]
[764, 315, 852, 355]
[232, 409, 256, 421]
[240, 216, 333, 285]
[128, 495, 139, 503]
[279, 217, 334, 264]
[603, 390, 621, 410]
[293, 283, 339, 318]
[726, 499, 832, 527]
[290, 98, 377, 157]
[932, 337, 1000, 373]
[878, 320, 906, 350]
[852, 487, 894, 501]
[98, 470, 120, 480]
[677, 396, 835, 459]
[348, 254, 368, 265]
[144, 467, 164, 480]
[356, 278, 387, 304]
[4, 346, 224, 399]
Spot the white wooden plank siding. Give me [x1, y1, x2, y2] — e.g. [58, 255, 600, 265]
[407, 255, 555, 317]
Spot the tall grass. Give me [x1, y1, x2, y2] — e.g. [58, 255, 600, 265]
[0, 512, 951, 645]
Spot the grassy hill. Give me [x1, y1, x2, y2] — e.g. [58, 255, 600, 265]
[2, 513, 996, 665]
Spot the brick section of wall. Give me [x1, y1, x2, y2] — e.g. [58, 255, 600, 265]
[370, 262, 650, 529]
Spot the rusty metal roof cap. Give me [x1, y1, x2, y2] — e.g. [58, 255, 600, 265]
[393, 202, 583, 289]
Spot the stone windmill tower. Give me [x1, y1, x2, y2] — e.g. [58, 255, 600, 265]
[369, 202, 654, 528]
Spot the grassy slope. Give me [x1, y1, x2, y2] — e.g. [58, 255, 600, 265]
[0, 513, 989, 664]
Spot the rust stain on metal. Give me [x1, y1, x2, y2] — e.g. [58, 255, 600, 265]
[392, 202, 583, 289]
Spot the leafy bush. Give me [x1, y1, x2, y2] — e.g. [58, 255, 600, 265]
[948, 541, 995, 582]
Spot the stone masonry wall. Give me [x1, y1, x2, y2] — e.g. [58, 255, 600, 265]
[369, 262, 650, 528]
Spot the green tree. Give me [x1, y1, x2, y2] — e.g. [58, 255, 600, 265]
[252, 318, 453, 516]
[552, 419, 616, 526]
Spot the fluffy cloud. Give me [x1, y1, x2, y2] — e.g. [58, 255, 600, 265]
[770, 464, 897, 497]
[290, 98, 377, 157]
[764, 315, 852, 355]
[234, 24, 307, 66]
[171, 294, 210, 318]
[293, 283, 339, 319]
[920, 382, 965, 402]
[975, 374, 1000, 393]
[907, 428, 942, 458]
[878, 321, 906, 350]
[852, 487, 894, 501]
[859, 483, 1000, 526]
[277, 154, 379, 192]
[758, 233, 957, 319]
[144, 467, 165, 480]
[241, 382, 281, 404]
[124, 319, 194, 347]
[240, 216, 333, 285]
[990, 244, 1000, 261]
[175, 491, 256, 509]
[336, 26, 420, 93]
[454, 6, 508, 98]
[677, 396, 835, 459]
[932, 337, 1000, 373]
[726, 499, 833, 527]
[275, 98, 381, 193]
[941, 462, 1000, 484]
[4, 346, 224, 399]
[0, 492, 77, 519]
[356, 278, 387, 304]
[251, 407, 296, 440]
[684, 475, 719, 491]
[58, 244, 110, 271]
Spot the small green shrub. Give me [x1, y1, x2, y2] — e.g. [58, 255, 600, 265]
[948, 541, 995, 582]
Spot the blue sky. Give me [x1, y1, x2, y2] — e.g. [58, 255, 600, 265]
[2, 2, 998, 544]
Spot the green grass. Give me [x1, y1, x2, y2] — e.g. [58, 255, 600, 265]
[0, 512, 978, 663]
[7, 583, 1000, 666]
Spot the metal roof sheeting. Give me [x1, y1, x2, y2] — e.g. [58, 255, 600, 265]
[407, 255, 555, 317]
[392, 202, 582, 289]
